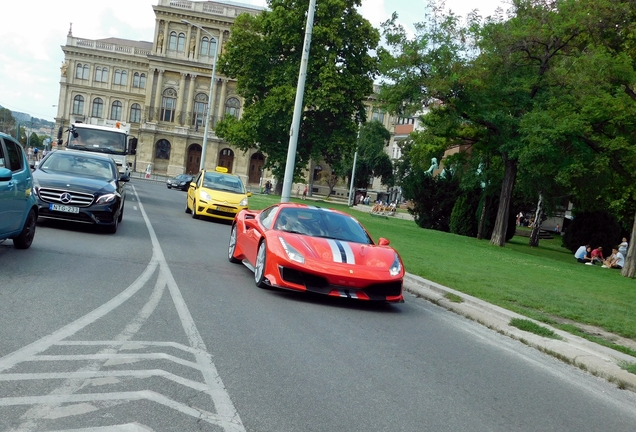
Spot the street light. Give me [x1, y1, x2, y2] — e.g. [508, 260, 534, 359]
[182, 19, 218, 171]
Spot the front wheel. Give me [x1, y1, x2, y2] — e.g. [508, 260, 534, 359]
[228, 225, 241, 263]
[254, 240, 268, 288]
[105, 216, 118, 234]
[118, 203, 124, 223]
[13, 209, 36, 249]
[191, 199, 199, 219]
[185, 198, 192, 214]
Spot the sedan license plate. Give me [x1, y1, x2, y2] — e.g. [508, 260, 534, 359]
[50, 203, 80, 213]
[216, 205, 235, 213]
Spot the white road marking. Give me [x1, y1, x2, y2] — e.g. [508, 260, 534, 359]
[26, 354, 201, 370]
[0, 185, 246, 432]
[48, 423, 154, 432]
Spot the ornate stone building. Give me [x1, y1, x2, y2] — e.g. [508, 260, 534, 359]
[54, 0, 267, 186]
[54, 0, 400, 196]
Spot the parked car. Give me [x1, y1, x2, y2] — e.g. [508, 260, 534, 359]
[228, 203, 405, 303]
[186, 167, 250, 221]
[32, 150, 129, 234]
[167, 174, 193, 191]
[0, 132, 38, 248]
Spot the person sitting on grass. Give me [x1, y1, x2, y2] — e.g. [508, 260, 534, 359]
[590, 246, 604, 265]
[602, 247, 625, 269]
[574, 245, 592, 264]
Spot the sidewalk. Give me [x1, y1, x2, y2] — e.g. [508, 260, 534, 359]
[403, 273, 636, 392]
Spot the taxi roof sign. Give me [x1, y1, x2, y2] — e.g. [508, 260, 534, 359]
[215, 166, 229, 173]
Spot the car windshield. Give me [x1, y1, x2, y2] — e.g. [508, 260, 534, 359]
[274, 207, 372, 244]
[67, 127, 126, 155]
[202, 172, 245, 193]
[39, 152, 115, 180]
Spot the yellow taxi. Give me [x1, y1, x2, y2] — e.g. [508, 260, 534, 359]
[185, 167, 251, 221]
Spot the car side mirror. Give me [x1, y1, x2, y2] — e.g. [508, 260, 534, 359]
[247, 192, 252, 197]
[378, 238, 391, 246]
[0, 167, 12, 182]
[129, 138, 138, 155]
[245, 218, 258, 230]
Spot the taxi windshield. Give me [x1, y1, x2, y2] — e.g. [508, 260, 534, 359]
[203, 172, 245, 193]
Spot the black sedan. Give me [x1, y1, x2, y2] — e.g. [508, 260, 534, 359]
[167, 174, 193, 191]
[32, 150, 128, 234]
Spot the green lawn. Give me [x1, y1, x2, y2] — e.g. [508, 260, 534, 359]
[247, 193, 636, 353]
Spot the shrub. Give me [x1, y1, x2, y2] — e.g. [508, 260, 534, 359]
[562, 211, 622, 253]
[450, 192, 479, 237]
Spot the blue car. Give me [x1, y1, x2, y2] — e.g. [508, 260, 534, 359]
[0, 132, 38, 248]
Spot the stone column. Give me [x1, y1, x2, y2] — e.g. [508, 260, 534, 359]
[154, 69, 165, 121]
[194, 28, 201, 62]
[143, 67, 154, 122]
[215, 79, 228, 127]
[185, 74, 197, 127]
[177, 72, 187, 125]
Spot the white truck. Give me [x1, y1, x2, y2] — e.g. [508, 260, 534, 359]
[56, 119, 137, 175]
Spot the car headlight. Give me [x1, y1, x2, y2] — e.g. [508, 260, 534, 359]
[95, 193, 118, 204]
[239, 197, 248, 207]
[389, 253, 402, 276]
[279, 236, 305, 264]
[200, 191, 212, 201]
[179, 181, 186, 185]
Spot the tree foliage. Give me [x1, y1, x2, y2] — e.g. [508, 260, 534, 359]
[0, 108, 16, 136]
[353, 120, 393, 189]
[216, 0, 380, 181]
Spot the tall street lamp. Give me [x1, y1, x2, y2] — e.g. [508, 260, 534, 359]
[182, 19, 219, 171]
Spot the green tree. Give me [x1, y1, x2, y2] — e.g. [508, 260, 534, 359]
[216, 0, 380, 182]
[0, 108, 16, 135]
[378, 0, 593, 246]
[353, 120, 393, 189]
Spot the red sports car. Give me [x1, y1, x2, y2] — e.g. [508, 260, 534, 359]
[228, 203, 404, 302]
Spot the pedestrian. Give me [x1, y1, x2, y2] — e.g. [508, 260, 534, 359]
[590, 246, 604, 265]
[302, 185, 308, 200]
[516, 212, 523, 226]
[33, 147, 39, 160]
[574, 244, 592, 264]
[602, 247, 625, 269]
[554, 224, 560, 233]
[619, 237, 629, 257]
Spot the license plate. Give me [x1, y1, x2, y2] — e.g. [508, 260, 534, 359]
[216, 206, 235, 213]
[50, 203, 80, 213]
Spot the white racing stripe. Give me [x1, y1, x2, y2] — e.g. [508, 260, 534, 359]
[325, 239, 355, 264]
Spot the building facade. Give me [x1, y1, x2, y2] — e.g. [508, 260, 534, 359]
[54, 0, 400, 196]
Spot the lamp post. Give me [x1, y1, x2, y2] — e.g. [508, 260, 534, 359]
[182, 19, 218, 171]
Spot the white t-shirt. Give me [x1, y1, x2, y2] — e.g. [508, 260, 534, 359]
[616, 252, 625, 268]
[575, 246, 587, 259]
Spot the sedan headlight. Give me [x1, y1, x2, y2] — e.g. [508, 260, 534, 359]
[279, 236, 305, 264]
[239, 197, 249, 207]
[200, 191, 212, 201]
[389, 253, 402, 276]
[95, 193, 118, 204]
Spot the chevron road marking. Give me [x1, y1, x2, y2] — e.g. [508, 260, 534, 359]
[0, 185, 245, 432]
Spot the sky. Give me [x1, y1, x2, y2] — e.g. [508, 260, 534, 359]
[0, 0, 508, 124]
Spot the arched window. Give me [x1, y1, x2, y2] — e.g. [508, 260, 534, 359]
[95, 67, 103, 82]
[225, 97, 241, 118]
[139, 73, 146, 88]
[76, 63, 89, 80]
[95, 66, 108, 83]
[114, 69, 127, 85]
[91, 97, 103, 118]
[199, 36, 217, 57]
[177, 33, 186, 52]
[110, 100, 122, 121]
[168, 31, 177, 50]
[129, 103, 141, 123]
[200, 37, 209, 56]
[192, 93, 208, 128]
[155, 139, 171, 160]
[161, 88, 177, 122]
[72, 95, 84, 115]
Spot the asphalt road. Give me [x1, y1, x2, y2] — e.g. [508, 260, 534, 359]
[1, 180, 636, 432]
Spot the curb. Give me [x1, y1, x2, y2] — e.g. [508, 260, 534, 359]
[403, 273, 636, 392]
